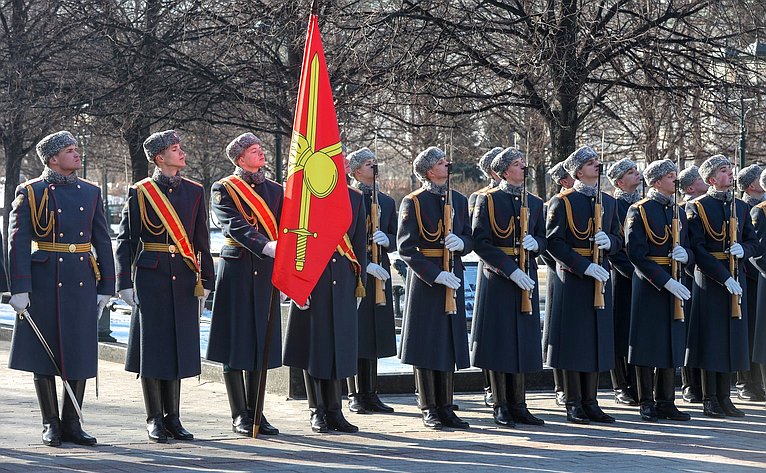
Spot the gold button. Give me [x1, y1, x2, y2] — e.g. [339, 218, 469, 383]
[79, 207, 84, 211]
[333, 281, 337, 285]
[58, 257, 64, 262]
[58, 282, 62, 287]
[169, 188, 173, 193]
[79, 232, 84, 236]
[59, 233, 64, 237]
[171, 253, 175, 258]
[168, 245, 177, 253]
[79, 282, 84, 287]
[57, 209, 62, 213]
[332, 258, 337, 263]
[172, 276, 176, 280]
[79, 256, 84, 261]
[68, 244, 77, 253]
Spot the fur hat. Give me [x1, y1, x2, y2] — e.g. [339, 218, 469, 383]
[699, 155, 731, 184]
[143, 130, 181, 162]
[563, 146, 598, 179]
[478, 147, 504, 179]
[226, 132, 262, 165]
[677, 165, 701, 190]
[643, 159, 677, 186]
[737, 164, 762, 189]
[36, 131, 78, 165]
[606, 158, 637, 186]
[347, 147, 375, 174]
[490, 147, 524, 176]
[413, 146, 445, 183]
[548, 161, 569, 184]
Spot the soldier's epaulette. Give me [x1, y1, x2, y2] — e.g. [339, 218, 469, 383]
[130, 177, 153, 189]
[486, 186, 503, 194]
[559, 188, 576, 197]
[755, 200, 766, 210]
[77, 177, 99, 188]
[266, 177, 281, 187]
[406, 187, 426, 199]
[348, 185, 362, 194]
[182, 177, 203, 187]
[634, 197, 651, 207]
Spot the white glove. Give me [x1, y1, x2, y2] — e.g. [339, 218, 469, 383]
[8, 293, 30, 314]
[663, 279, 691, 301]
[366, 262, 390, 281]
[584, 263, 610, 282]
[280, 291, 288, 303]
[357, 297, 362, 308]
[294, 296, 311, 310]
[671, 245, 689, 264]
[434, 271, 461, 290]
[724, 277, 743, 295]
[444, 233, 465, 252]
[729, 242, 744, 258]
[199, 288, 212, 302]
[522, 234, 539, 252]
[509, 269, 535, 291]
[119, 288, 140, 307]
[593, 231, 611, 250]
[372, 230, 390, 248]
[262, 240, 277, 258]
[97, 294, 111, 316]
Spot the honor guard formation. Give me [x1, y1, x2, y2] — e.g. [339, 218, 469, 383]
[4, 130, 766, 448]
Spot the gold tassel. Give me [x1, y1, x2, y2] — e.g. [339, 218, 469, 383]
[89, 254, 102, 283]
[194, 277, 204, 297]
[355, 276, 366, 298]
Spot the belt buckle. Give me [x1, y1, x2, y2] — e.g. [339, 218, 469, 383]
[68, 244, 77, 253]
[168, 244, 177, 254]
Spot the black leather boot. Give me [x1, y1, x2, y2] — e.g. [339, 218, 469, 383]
[324, 378, 359, 433]
[162, 379, 193, 440]
[563, 370, 589, 424]
[364, 360, 394, 413]
[436, 371, 469, 429]
[489, 371, 513, 427]
[635, 366, 658, 422]
[682, 367, 703, 403]
[717, 372, 745, 417]
[483, 369, 494, 407]
[582, 372, 615, 423]
[305, 372, 328, 433]
[553, 368, 566, 406]
[612, 357, 638, 405]
[414, 367, 442, 429]
[508, 373, 544, 426]
[701, 370, 725, 418]
[34, 374, 61, 447]
[347, 360, 369, 414]
[60, 379, 97, 445]
[141, 377, 169, 442]
[655, 368, 690, 421]
[223, 370, 253, 436]
[246, 370, 279, 435]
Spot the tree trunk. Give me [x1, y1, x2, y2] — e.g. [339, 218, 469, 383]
[2, 129, 24, 262]
[123, 120, 151, 183]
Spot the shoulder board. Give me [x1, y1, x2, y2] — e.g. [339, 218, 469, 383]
[407, 188, 426, 199]
[348, 185, 362, 194]
[486, 186, 503, 195]
[23, 177, 45, 187]
[635, 197, 651, 207]
[755, 200, 766, 210]
[77, 178, 99, 188]
[266, 177, 281, 186]
[182, 177, 203, 187]
[130, 177, 153, 189]
[559, 188, 576, 197]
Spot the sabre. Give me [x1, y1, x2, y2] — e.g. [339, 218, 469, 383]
[4, 296, 84, 423]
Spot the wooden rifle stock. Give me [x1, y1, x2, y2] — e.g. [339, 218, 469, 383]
[444, 163, 457, 315]
[593, 201, 605, 309]
[730, 211, 742, 319]
[519, 166, 532, 314]
[370, 164, 386, 306]
[671, 216, 684, 321]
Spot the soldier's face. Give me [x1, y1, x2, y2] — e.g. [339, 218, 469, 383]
[237, 144, 265, 171]
[427, 158, 449, 183]
[157, 144, 186, 171]
[618, 168, 642, 190]
[577, 157, 600, 181]
[353, 159, 375, 184]
[710, 165, 733, 189]
[654, 171, 676, 195]
[686, 177, 708, 197]
[748, 179, 764, 193]
[502, 158, 525, 186]
[559, 175, 575, 189]
[48, 145, 81, 175]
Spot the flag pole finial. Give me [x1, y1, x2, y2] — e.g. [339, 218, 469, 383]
[311, 0, 318, 15]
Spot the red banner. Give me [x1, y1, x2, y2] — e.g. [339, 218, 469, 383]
[272, 7, 351, 306]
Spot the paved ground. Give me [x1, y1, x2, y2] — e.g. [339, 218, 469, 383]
[0, 340, 764, 473]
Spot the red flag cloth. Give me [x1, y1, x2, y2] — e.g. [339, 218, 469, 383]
[272, 10, 351, 306]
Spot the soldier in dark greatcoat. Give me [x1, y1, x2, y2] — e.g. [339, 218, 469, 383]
[546, 146, 622, 424]
[468, 147, 503, 407]
[735, 165, 766, 402]
[749, 169, 766, 403]
[344, 148, 397, 414]
[282, 178, 367, 434]
[541, 162, 573, 406]
[206, 133, 282, 436]
[685, 155, 755, 418]
[605, 158, 641, 406]
[471, 148, 546, 427]
[7, 131, 115, 446]
[677, 165, 708, 403]
[0, 234, 7, 293]
[398, 146, 473, 430]
[625, 159, 693, 422]
[116, 130, 215, 442]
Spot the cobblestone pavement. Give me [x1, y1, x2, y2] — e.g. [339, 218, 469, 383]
[0, 341, 764, 472]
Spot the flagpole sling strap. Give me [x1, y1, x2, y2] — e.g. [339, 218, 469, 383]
[337, 234, 366, 298]
[135, 179, 203, 297]
[220, 176, 279, 240]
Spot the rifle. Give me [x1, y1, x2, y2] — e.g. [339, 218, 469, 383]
[729, 164, 742, 319]
[370, 161, 386, 306]
[671, 163, 684, 321]
[519, 164, 533, 314]
[593, 164, 606, 309]
[444, 160, 457, 315]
